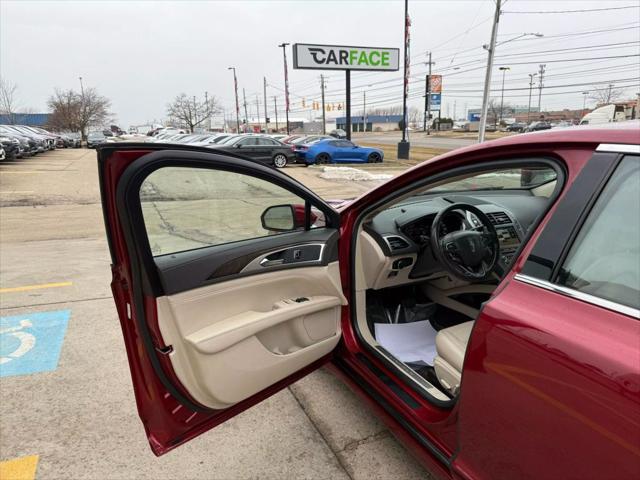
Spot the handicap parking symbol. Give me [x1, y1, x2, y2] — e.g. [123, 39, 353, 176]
[0, 310, 70, 377]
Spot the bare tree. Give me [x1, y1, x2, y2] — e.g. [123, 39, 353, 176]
[48, 87, 111, 140]
[589, 84, 624, 105]
[166, 93, 220, 132]
[0, 78, 20, 124]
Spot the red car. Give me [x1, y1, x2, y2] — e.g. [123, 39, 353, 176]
[98, 123, 639, 479]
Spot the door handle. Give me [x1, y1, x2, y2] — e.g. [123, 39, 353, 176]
[260, 257, 285, 267]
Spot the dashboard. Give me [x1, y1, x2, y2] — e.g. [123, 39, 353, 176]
[362, 191, 549, 285]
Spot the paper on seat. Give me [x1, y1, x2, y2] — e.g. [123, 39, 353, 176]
[374, 320, 438, 366]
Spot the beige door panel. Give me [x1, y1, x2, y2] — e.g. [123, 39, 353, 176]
[157, 262, 346, 409]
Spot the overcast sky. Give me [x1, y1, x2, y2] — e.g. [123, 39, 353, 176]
[2, 0, 638, 127]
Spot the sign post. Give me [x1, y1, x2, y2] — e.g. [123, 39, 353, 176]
[293, 44, 399, 140]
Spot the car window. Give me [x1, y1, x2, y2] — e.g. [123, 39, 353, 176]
[340, 141, 354, 148]
[329, 141, 339, 147]
[557, 156, 639, 310]
[139, 166, 312, 256]
[239, 137, 258, 146]
[425, 166, 557, 193]
[257, 138, 277, 146]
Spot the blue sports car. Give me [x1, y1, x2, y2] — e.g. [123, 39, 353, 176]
[298, 139, 384, 165]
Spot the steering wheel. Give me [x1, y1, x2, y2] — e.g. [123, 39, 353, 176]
[430, 203, 499, 282]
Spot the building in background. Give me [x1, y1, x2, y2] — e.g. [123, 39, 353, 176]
[335, 115, 403, 133]
[0, 113, 51, 126]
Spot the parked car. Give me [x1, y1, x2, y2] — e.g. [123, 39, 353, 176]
[208, 135, 295, 168]
[87, 131, 107, 148]
[0, 134, 20, 159]
[280, 134, 305, 144]
[525, 121, 552, 132]
[506, 122, 526, 132]
[0, 126, 39, 156]
[299, 138, 383, 165]
[329, 128, 347, 139]
[96, 123, 639, 479]
[0, 147, 5, 161]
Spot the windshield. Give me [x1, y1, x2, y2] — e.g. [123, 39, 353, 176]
[88, 132, 105, 139]
[425, 166, 557, 193]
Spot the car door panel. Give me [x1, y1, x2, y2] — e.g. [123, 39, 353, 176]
[157, 262, 345, 409]
[155, 228, 338, 294]
[99, 145, 345, 454]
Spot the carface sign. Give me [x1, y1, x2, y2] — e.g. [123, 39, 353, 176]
[293, 44, 399, 71]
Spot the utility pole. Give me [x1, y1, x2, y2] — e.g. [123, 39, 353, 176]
[255, 95, 261, 132]
[537, 64, 546, 118]
[498, 66, 510, 124]
[424, 52, 435, 133]
[263, 77, 268, 132]
[320, 74, 326, 134]
[242, 88, 249, 133]
[397, 0, 410, 159]
[278, 43, 291, 134]
[273, 96, 279, 132]
[205, 91, 211, 131]
[453, 100, 457, 120]
[582, 91, 590, 119]
[228, 67, 240, 133]
[478, 0, 501, 143]
[527, 73, 537, 124]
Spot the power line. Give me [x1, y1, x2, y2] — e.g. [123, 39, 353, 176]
[504, 6, 640, 14]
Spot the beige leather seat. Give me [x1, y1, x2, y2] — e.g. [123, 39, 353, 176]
[433, 321, 474, 395]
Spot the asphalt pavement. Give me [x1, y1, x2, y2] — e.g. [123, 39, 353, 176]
[0, 148, 432, 479]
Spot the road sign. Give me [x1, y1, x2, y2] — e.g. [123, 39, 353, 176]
[430, 93, 442, 111]
[293, 44, 400, 71]
[0, 309, 70, 377]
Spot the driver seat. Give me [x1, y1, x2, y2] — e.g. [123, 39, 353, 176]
[433, 321, 474, 395]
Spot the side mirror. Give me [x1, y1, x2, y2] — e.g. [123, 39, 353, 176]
[261, 204, 297, 232]
[235, 144, 242, 148]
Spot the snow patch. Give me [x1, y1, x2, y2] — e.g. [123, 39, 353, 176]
[319, 166, 393, 182]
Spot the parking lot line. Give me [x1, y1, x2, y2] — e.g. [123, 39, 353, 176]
[0, 455, 39, 480]
[0, 191, 35, 194]
[0, 171, 45, 174]
[0, 281, 73, 294]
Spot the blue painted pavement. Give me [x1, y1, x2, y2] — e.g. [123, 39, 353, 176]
[0, 310, 71, 377]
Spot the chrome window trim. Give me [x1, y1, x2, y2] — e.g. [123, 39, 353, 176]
[595, 144, 640, 154]
[514, 273, 640, 319]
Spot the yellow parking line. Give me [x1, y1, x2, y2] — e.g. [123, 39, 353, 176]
[0, 281, 73, 293]
[0, 455, 39, 480]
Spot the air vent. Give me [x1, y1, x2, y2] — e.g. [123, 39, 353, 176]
[385, 236, 410, 251]
[486, 211, 510, 225]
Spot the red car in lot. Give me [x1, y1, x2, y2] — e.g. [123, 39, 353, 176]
[98, 123, 639, 479]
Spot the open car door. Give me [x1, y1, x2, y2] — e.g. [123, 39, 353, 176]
[98, 145, 346, 455]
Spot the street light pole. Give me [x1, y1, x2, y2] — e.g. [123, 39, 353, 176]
[273, 96, 279, 132]
[363, 90, 366, 133]
[263, 77, 268, 133]
[478, 0, 501, 143]
[582, 91, 590, 118]
[278, 43, 291, 134]
[397, 0, 410, 159]
[527, 73, 537, 124]
[498, 66, 510, 125]
[242, 88, 249, 133]
[537, 64, 546, 117]
[228, 67, 240, 133]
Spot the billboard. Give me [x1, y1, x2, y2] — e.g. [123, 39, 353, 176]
[293, 44, 400, 71]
